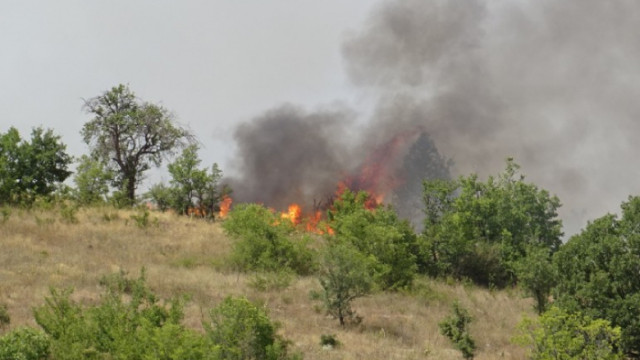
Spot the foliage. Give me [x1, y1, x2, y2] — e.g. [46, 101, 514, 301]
[0, 303, 9, 330]
[313, 242, 375, 326]
[514, 307, 623, 360]
[222, 203, 316, 275]
[73, 154, 113, 205]
[515, 244, 556, 314]
[58, 202, 79, 224]
[319, 334, 340, 348]
[0, 127, 72, 205]
[147, 183, 173, 212]
[553, 196, 640, 355]
[327, 188, 418, 290]
[130, 206, 157, 229]
[421, 158, 563, 287]
[0, 327, 50, 360]
[82, 84, 192, 204]
[248, 270, 295, 292]
[33, 270, 194, 359]
[439, 301, 475, 359]
[205, 296, 298, 360]
[154, 143, 227, 217]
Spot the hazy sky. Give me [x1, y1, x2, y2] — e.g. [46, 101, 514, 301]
[0, 1, 371, 171]
[3, 1, 640, 237]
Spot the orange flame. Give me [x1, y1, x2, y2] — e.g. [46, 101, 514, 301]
[219, 195, 233, 218]
[280, 203, 302, 225]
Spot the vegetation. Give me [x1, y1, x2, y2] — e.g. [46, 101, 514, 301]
[313, 242, 375, 326]
[328, 189, 417, 290]
[553, 195, 640, 356]
[72, 154, 113, 205]
[148, 143, 227, 217]
[81, 84, 192, 204]
[421, 158, 562, 287]
[222, 203, 316, 275]
[515, 306, 623, 360]
[439, 301, 476, 359]
[0, 127, 72, 206]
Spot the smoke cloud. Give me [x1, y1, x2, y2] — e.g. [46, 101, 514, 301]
[228, 0, 640, 236]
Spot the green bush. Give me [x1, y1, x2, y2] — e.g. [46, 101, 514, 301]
[0, 303, 9, 329]
[205, 296, 298, 360]
[223, 203, 316, 275]
[33, 270, 194, 359]
[439, 301, 475, 359]
[0, 327, 50, 360]
[327, 189, 417, 290]
[313, 242, 375, 326]
[514, 307, 623, 360]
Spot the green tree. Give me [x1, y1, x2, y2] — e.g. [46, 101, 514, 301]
[328, 189, 418, 290]
[82, 84, 191, 205]
[73, 154, 113, 205]
[515, 307, 623, 360]
[421, 158, 562, 287]
[553, 196, 640, 356]
[0, 127, 72, 205]
[314, 242, 375, 326]
[515, 245, 556, 314]
[165, 144, 225, 216]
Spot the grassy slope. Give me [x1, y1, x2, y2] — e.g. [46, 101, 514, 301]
[0, 206, 534, 359]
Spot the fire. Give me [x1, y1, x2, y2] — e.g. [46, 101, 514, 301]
[280, 203, 302, 225]
[219, 195, 233, 218]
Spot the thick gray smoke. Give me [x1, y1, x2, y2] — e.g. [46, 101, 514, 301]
[229, 0, 640, 236]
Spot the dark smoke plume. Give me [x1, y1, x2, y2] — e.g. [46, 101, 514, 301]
[229, 0, 640, 235]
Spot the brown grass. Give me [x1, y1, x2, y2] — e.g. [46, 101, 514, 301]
[0, 206, 535, 358]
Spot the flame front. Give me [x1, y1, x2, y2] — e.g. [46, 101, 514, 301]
[219, 195, 233, 218]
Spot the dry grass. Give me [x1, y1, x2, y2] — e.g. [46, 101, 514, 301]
[0, 206, 535, 358]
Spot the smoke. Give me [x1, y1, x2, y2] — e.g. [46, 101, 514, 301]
[228, 0, 640, 236]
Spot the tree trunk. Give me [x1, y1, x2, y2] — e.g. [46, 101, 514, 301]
[126, 173, 136, 204]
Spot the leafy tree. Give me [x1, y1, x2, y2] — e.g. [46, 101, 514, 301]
[314, 242, 375, 326]
[439, 301, 475, 359]
[515, 245, 556, 314]
[166, 144, 225, 216]
[82, 84, 191, 205]
[328, 188, 418, 290]
[421, 158, 562, 287]
[553, 196, 640, 356]
[222, 203, 315, 275]
[73, 154, 113, 205]
[515, 307, 623, 360]
[0, 127, 72, 205]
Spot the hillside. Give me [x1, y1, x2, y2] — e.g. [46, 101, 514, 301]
[0, 206, 536, 359]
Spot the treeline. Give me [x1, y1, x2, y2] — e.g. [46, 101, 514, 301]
[2, 84, 640, 358]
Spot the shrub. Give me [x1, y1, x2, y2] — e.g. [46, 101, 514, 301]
[33, 270, 194, 359]
[319, 334, 340, 348]
[223, 203, 316, 275]
[205, 296, 298, 360]
[0, 303, 9, 330]
[0, 327, 50, 360]
[328, 189, 417, 290]
[439, 301, 475, 359]
[514, 307, 623, 360]
[313, 242, 375, 326]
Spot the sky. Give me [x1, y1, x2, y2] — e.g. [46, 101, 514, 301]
[3, 1, 640, 237]
[0, 1, 371, 169]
